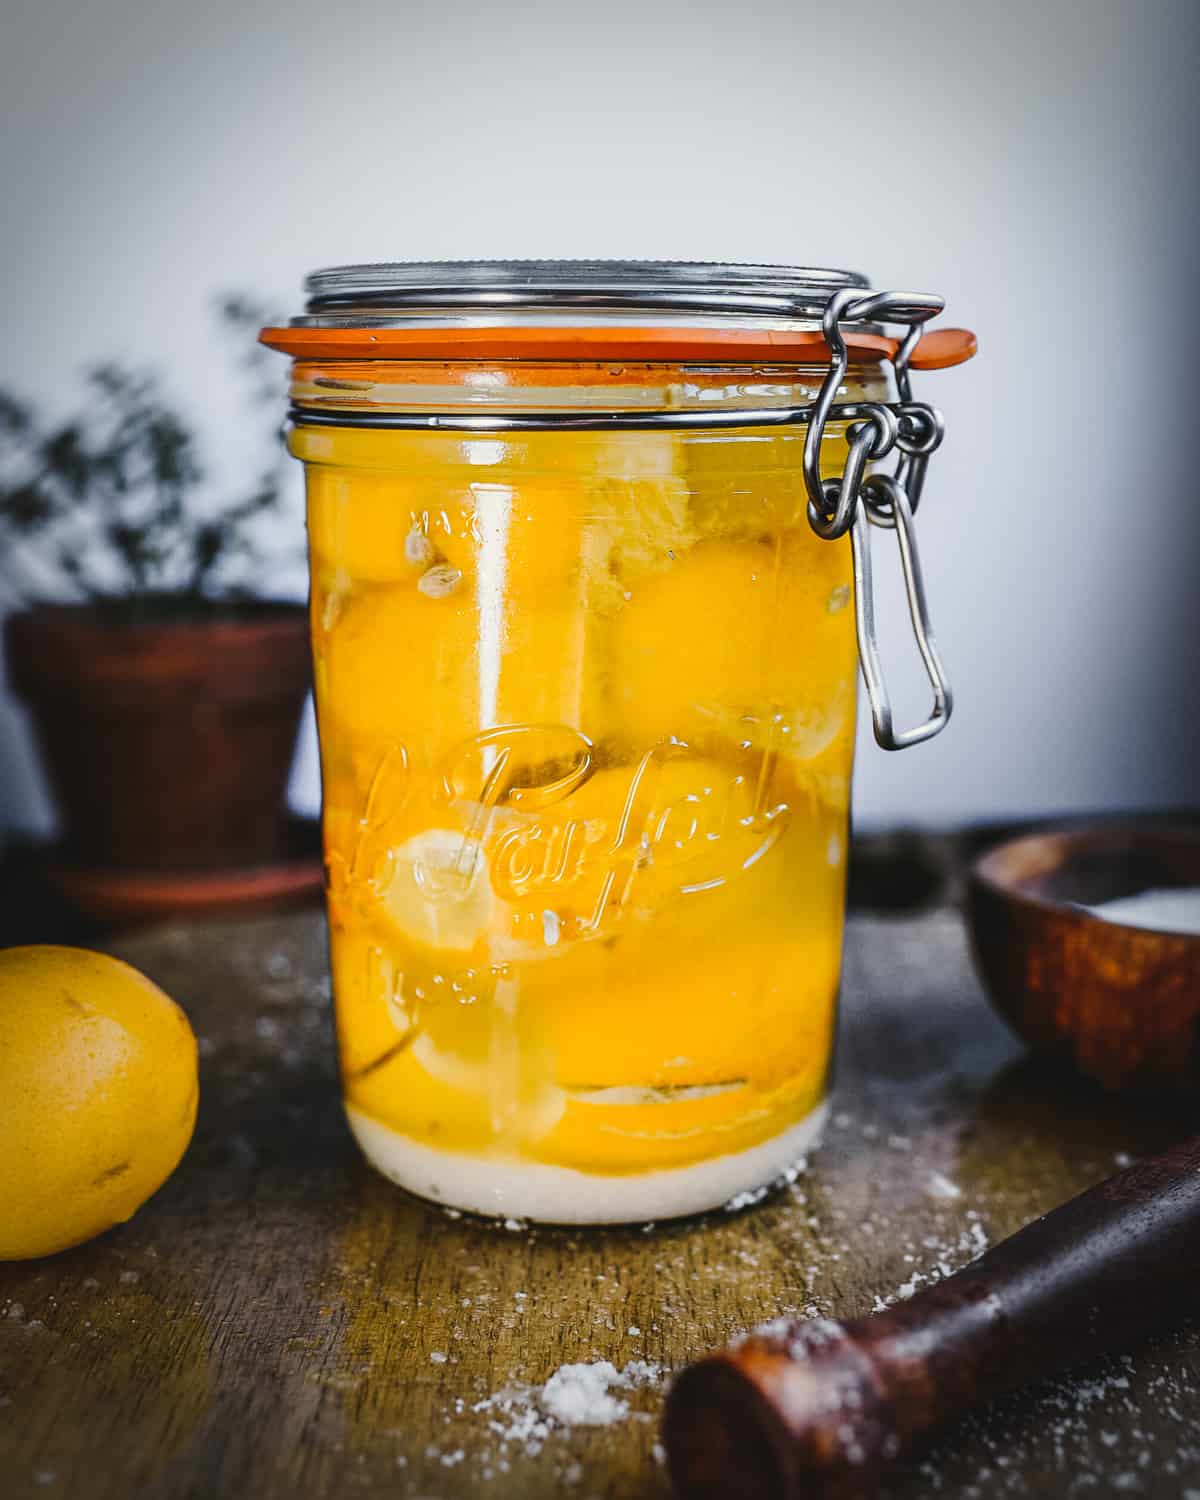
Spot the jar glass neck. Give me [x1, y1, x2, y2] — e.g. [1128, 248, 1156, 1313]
[286, 361, 894, 422]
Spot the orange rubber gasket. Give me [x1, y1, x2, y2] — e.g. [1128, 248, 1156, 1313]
[261, 324, 900, 363]
[908, 327, 978, 371]
[263, 325, 976, 380]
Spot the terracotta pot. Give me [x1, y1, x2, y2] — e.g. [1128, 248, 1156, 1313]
[6, 603, 312, 872]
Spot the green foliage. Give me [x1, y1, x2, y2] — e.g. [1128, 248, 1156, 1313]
[0, 296, 298, 615]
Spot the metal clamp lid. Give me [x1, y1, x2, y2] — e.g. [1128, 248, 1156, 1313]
[271, 264, 974, 753]
[296, 260, 872, 323]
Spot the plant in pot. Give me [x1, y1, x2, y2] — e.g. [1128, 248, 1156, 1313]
[0, 297, 317, 927]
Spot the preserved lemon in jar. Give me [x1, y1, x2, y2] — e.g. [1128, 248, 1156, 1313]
[264, 262, 974, 1222]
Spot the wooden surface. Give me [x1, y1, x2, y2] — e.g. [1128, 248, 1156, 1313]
[3, 887, 1200, 1499]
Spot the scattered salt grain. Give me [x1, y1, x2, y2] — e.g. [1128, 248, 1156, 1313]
[925, 1171, 963, 1201]
[473, 1358, 662, 1452]
[405, 527, 436, 567]
[542, 1363, 629, 1427]
[869, 1217, 992, 1310]
[429, 1351, 448, 1365]
[724, 1186, 768, 1212]
[418, 563, 463, 599]
[724, 1156, 808, 1213]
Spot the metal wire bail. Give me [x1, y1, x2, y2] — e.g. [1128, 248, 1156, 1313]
[803, 289, 953, 749]
[853, 476, 953, 749]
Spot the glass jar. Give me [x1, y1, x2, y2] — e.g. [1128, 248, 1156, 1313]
[263, 262, 975, 1223]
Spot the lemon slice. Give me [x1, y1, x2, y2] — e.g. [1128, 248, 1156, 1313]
[410, 1034, 566, 1142]
[377, 828, 492, 954]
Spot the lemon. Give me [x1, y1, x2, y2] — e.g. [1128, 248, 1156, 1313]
[306, 465, 469, 584]
[327, 928, 417, 1079]
[319, 578, 481, 760]
[378, 827, 493, 954]
[0, 945, 198, 1261]
[610, 532, 857, 759]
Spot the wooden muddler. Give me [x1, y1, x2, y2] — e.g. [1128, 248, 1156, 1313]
[663, 1136, 1200, 1499]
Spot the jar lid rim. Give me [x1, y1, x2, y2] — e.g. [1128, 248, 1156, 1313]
[297, 260, 872, 325]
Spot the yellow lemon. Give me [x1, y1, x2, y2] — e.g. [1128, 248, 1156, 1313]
[327, 928, 416, 1080]
[679, 420, 858, 540]
[529, 1077, 819, 1175]
[378, 827, 494, 955]
[0, 946, 198, 1261]
[306, 464, 477, 584]
[610, 532, 857, 760]
[318, 577, 481, 761]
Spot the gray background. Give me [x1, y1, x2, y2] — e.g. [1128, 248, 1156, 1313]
[1, 0, 1197, 833]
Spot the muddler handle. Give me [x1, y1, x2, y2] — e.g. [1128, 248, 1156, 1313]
[663, 1135, 1200, 1499]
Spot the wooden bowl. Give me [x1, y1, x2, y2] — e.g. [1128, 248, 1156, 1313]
[967, 825, 1200, 1092]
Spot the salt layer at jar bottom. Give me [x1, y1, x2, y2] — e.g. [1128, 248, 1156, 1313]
[344, 1100, 830, 1224]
